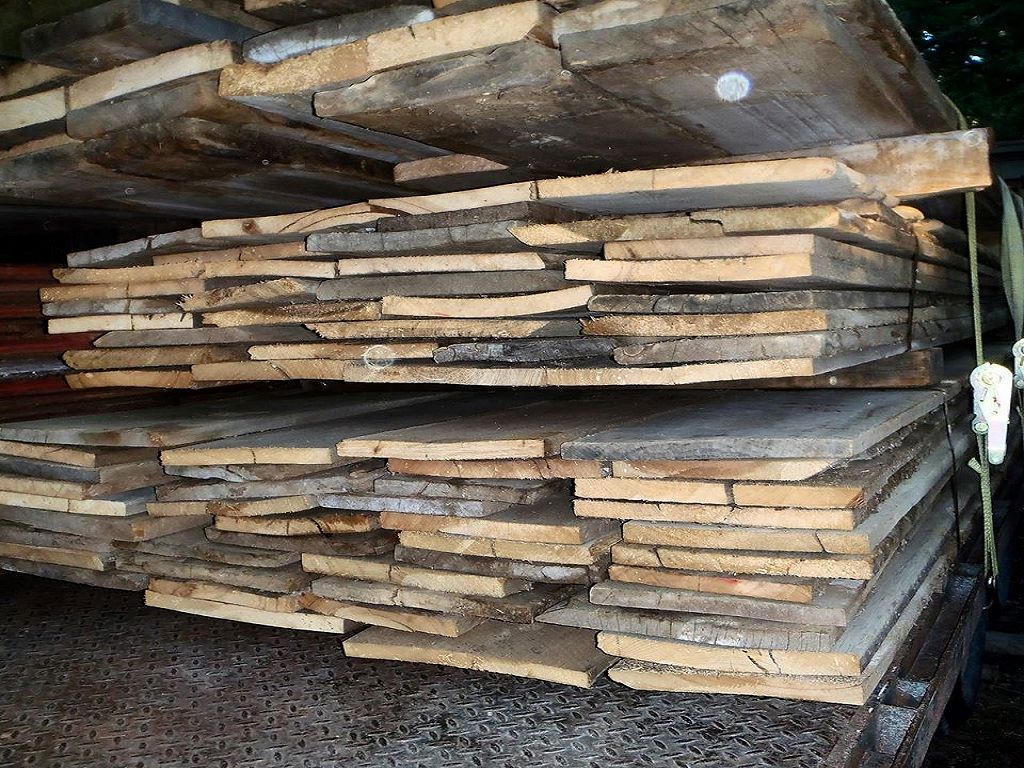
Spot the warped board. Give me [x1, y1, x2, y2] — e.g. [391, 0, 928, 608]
[585, 309, 966, 337]
[492, 286, 919, 316]
[0, 522, 113, 554]
[41, 278, 208, 302]
[308, 220, 581, 258]
[65, 369, 225, 390]
[144, 590, 362, 633]
[432, 337, 617, 365]
[167, 463, 335, 481]
[343, 621, 613, 687]
[0, 61, 73, 100]
[335, 252, 548, 277]
[310, 576, 576, 624]
[336, 339, 972, 386]
[599, 231, 982, 275]
[66, 227, 207, 268]
[610, 544, 873, 580]
[66, 68, 260, 140]
[608, 458, 835, 483]
[301, 554, 531, 598]
[299, 593, 483, 638]
[45, 298, 185, 317]
[589, 578, 866, 628]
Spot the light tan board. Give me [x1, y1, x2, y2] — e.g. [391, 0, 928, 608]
[343, 621, 613, 687]
[144, 590, 362, 633]
[301, 554, 530, 598]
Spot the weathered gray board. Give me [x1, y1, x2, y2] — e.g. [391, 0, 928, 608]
[561, 389, 948, 460]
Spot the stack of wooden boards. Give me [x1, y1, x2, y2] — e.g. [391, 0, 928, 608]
[153, 390, 629, 656]
[0, 384, 1007, 699]
[0, 391, 430, 595]
[0, 0, 975, 217]
[42, 128, 1000, 390]
[0, 0, 1013, 710]
[0, 0, 442, 218]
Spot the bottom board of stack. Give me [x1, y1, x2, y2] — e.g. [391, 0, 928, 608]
[0, 384, 1007, 704]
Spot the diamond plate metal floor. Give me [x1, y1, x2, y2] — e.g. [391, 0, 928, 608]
[0, 574, 859, 768]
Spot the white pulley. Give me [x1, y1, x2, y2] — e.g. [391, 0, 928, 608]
[970, 363, 1014, 464]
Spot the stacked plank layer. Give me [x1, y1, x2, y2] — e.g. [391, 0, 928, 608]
[43, 129, 1000, 390]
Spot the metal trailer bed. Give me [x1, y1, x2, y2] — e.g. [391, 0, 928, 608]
[0, 551, 999, 768]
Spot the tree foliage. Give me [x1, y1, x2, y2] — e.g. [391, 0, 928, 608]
[888, 0, 1024, 139]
